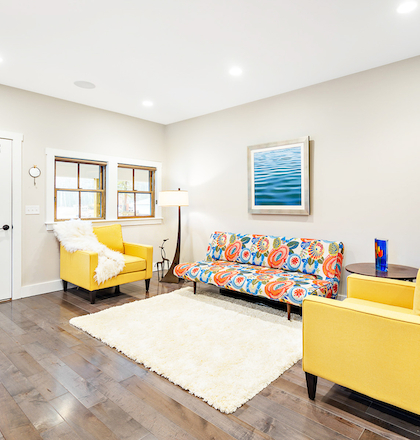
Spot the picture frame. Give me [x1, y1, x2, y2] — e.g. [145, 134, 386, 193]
[248, 136, 310, 215]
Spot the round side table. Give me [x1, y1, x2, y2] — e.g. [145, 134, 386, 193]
[345, 263, 418, 281]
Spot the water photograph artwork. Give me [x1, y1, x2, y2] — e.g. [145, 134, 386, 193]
[253, 145, 302, 206]
[248, 137, 310, 215]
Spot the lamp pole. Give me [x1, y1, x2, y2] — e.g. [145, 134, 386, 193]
[161, 204, 181, 283]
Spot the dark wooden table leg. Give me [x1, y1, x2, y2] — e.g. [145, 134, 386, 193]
[305, 372, 318, 400]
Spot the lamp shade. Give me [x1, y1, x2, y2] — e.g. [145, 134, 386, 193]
[159, 190, 189, 207]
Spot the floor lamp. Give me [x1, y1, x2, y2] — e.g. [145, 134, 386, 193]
[159, 188, 189, 283]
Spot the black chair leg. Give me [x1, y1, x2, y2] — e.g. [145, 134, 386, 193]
[115, 285, 120, 295]
[90, 291, 97, 304]
[145, 278, 150, 293]
[63, 280, 68, 292]
[305, 372, 318, 400]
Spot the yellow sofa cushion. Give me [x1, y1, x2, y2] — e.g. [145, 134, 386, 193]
[121, 254, 146, 274]
[344, 297, 415, 316]
[93, 224, 124, 254]
[412, 269, 420, 315]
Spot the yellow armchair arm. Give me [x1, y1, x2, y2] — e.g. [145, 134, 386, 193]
[123, 242, 153, 279]
[60, 245, 98, 290]
[347, 274, 415, 308]
[302, 295, 420, 414]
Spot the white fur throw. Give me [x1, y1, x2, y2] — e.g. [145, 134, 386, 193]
[54, 220, 125, 285]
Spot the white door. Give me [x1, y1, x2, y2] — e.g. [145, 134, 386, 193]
[0, 139, 12, 301]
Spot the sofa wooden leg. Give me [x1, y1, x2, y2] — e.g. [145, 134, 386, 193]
[287, 303, 291, 320]
[62, 280, 68, 292]
[193, 282, 197, 294]
[90, 291, 96, 304]
[305, 372, 318, 400]
[115, 285, 120, 295]
[145, 278, 150, 293]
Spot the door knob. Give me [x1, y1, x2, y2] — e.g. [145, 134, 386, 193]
[2, 225, 10, 230]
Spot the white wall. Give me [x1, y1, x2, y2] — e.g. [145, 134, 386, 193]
[0, 84, 168, 294]
[165, 56, 420, 297]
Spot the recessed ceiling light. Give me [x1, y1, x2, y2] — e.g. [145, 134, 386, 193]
[229, 67, 243, 76]
[142, 101, 154, 107]
[397, 1, 418, 13]
[74, 81, 96, 89]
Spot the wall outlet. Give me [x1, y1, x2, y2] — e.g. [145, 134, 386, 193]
[25, 205, 40, 215]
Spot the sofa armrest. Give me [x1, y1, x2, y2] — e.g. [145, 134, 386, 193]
[60, 245, 98, 290]
[302, 295, 420, 414]
[347, 274, 415, 308]
[123, 242, 153, 279]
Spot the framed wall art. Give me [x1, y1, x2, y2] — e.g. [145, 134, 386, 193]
[248, 136, 310, 215]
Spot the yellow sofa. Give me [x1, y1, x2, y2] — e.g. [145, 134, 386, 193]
[302, 271, 420, 415]
[60, 224, 153, 304]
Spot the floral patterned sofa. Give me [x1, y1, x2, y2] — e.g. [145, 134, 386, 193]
[174, 231, 344, 319]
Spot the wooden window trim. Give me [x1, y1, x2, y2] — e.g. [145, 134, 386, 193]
[117, 165, 155, 219]
[54, 158, 106, 221]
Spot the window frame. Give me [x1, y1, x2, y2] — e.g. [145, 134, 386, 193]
[54, 157, 107, 221]
[117, 164, 156, 219]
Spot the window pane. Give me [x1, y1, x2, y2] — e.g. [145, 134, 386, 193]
[56, 162, 77, 189]
[117, 168, 133, 190]
[134, 169, 150, 191]
[56, 191, 79, 219]
[118, 193, 134, 217]
[136, 193, 151, 216]
[81, 192, 102, 218]
[80, 164, 100, 189]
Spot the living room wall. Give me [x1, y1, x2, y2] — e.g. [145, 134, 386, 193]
[0, 85, 167, 295]
[165, 55, 420, 297]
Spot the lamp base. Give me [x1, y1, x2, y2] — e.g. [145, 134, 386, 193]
[160, 271, 180, 284]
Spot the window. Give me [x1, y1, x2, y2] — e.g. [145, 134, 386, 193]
[55, 157, 106, 221]
[117, 165, 156, 218]
[46, 148, 162, 230]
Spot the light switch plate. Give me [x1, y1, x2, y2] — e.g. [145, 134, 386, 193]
[25, 205, 40, 215]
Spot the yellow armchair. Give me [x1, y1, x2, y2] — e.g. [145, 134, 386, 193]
[60, 224, 153, 304]
[302, 272, 420, 415]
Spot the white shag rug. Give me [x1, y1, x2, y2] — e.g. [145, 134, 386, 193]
[54, 219, 125, 285]
[70, 287, 302, 413]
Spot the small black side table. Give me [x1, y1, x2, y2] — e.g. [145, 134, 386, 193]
[345, 263, 418, 281]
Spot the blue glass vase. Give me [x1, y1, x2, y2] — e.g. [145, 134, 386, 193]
[375, 239, 388, 272]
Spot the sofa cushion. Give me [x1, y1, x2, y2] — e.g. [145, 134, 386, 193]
[345, 297, 415, 315]
[121, 254, 146, 274]
[174, 260, 336, 305]
[93, 224, 124, 254]
[206, 231, 344, 283]
[206, 232, 254, 264]
[250, 235, 289, 268]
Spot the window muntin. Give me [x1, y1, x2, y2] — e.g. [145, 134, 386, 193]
[117, 165, 155, 218]
[55, 158, 106, 221]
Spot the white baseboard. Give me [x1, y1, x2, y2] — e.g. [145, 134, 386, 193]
[20, 279, 66, 299]
[19, 266, 162, 299]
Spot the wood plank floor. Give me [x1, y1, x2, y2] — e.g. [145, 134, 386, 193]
[0, 273, 420, 440]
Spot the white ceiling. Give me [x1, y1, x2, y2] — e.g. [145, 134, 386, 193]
[1, 0, 419, 125]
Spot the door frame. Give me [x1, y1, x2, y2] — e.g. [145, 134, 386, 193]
[0, 130, 22, 300]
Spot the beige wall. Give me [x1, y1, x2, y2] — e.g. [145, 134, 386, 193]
[165, 56, 420, 297]
[0, 85, 167, 292]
